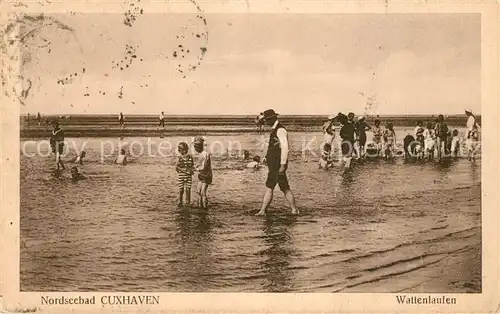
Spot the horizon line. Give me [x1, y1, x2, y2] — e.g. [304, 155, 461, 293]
[21, 113, 480, 117]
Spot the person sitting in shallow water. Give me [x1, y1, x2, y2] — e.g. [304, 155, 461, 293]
[318, 143, 334, 169]
[403, 134, 415, 159]
[70, 167, 86, 181]
[246, 156, 262, 169]
[114, 149, 128, 165]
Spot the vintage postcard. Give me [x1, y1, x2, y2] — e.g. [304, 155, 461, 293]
[1, 0, 499, 313]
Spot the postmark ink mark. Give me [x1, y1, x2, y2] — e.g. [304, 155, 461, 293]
[1, 13, 76, 106]
[112, 44, 139, 71]
[124, 0, 144, 27]
[83, 86, 90, 97]
[117, 86, 124, 99]
[170, 0, 209, 78]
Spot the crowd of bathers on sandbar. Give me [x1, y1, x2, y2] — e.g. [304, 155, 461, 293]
[317, 109, 481, 170]
[42, 108, 479, 215]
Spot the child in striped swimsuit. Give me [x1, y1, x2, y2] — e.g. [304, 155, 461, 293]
[176, 142, 194, 206]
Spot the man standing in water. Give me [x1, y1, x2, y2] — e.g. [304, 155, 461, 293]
[255, 109, 300, 216]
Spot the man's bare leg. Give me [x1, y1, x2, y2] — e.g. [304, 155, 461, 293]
[200, 183, 209, 209]
[255, 188, 273, 216]
[283, 189, 300, 215]
[56, 153, 65, 170]
[196, 182, 203, 208]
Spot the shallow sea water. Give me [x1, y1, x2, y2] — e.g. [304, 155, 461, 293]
[20, 131, 481, 292]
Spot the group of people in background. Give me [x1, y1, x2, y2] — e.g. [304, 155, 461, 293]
[320, 108, 481, 170]
[119, 111, 166, 130]
[27, 112, 167, 130]
[320, 111, 397, 169]
[406, 109, 481, 162]
[42, 107, 479, 215]
[25, 112, 43, 126]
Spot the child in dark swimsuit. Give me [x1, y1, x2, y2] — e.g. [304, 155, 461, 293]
[50, 120, 65, 171]
[356, 116, 371, 158]
[339, 113, 355, 169]
[450, 129, 460, 158]
[242, 150, 251, 161]
[347, 112, 359, 158]
[434, 114, 448, 161]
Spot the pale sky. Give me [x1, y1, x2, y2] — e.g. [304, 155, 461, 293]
[20, 13, 480, 115]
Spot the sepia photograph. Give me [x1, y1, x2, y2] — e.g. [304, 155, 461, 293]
[12, 11, 484, 293]
[1, 1, 499, 312]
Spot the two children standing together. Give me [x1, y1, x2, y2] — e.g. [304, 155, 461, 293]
[175, 136, 213, 209]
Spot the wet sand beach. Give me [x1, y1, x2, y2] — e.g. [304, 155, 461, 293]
[20, 132, 481, 292]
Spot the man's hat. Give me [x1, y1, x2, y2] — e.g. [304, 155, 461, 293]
[465, 108, 473, 114]
[192, 135, 205, 144]
[261, 109, 278, 120]
[328, 114, 336, 120]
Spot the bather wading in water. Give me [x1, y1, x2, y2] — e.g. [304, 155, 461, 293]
[255, 109, 300, 216]
[338, 113, 355, 170]
[50, 120, 66, 171]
